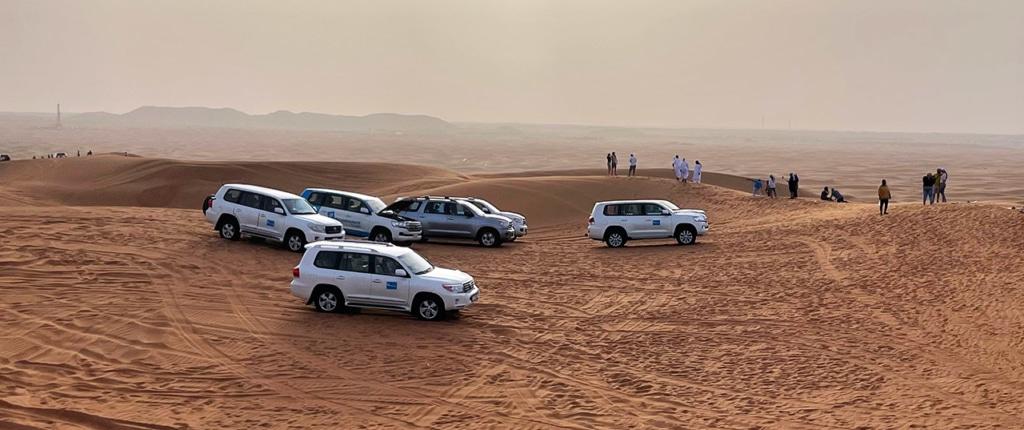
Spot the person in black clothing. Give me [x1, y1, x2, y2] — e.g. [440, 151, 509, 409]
[788, 173, 800, 198]
[922, 173, 936, 205]
[830, 188, 847, 203]
[821, 187, 831, 201]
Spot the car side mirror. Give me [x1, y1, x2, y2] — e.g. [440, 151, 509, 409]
[274, 207, 285, 215]
[360, 207, 370, 214]
[395, 269, 407, 277]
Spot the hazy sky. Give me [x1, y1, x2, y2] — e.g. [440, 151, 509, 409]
[2, 0, 1022, 134]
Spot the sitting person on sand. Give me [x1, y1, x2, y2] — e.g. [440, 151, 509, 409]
[830, 188, 847, 203]
[821, 187, 831, 201]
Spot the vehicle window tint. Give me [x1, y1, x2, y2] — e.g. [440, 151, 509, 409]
[454, 203, 472, 216]
[313, 251, 341, 269]
[239, 192, 262, 209]
[324, 194, 345, 209]
[307, 192, 323, 206]
[223, 189, 243, 203]
[261, 197, 283, 213]
[643, 204, 666, 215]
[345, 198, 365, 213]
[339, 252, 371, 273]
[469, 201, 490, 213]
[603, 204, 621, 216]
[407, 201, 421, 211]
[425, 201, 447, 214]
[622, 204, 643, 216]
[374, 256, 404, 276]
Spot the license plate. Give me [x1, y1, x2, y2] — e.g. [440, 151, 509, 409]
[470, 293, 479, 302]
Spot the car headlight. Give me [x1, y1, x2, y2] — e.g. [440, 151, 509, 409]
[694, 216, 707, 223]
[392, 221, 408, 228]
[308, 223, 326, 233]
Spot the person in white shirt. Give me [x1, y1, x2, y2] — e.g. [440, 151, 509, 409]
[679, 158, 689, 183]
[628, 154, 637, 177]
[692, 160, 702, 183]
[766, 174, 777, 198]
[672, 156, 681, 180]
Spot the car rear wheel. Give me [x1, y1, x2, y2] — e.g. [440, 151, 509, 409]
[314, 287, 341, 313]
[219, 218, 240, 241]
[413, 295, 445, 321]
[285, 231, 306, 252]
[605, 229, 627, 248]
[675, 225, 697, 245]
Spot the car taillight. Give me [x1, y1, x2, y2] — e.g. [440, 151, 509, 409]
[588, 217, 595, 224]
[292, 267, 300, 278]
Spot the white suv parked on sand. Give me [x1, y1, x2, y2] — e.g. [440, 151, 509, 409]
[587, 200, 709, 248]
[204, 184, 345, 252]
[290, 241, 480, 321]
[300, 188, 422, 244]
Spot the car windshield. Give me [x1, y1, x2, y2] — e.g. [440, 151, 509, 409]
[365, 197, 386, 214]
[282, 198, 317, 215]
[397, 252, 433, 275]
[662, 201, 679, 210]
[470, 199, 499, 214]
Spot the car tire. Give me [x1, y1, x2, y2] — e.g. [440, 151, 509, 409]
[313, 287, 342, 313]
[604, 228, 627, 248]
[477, 228, 502, 248]
[412, 295, 445, 321]
[371, 228, 392, 243]
[219, 218, 240, 241]
[285, 230, 306, 252]
[675, 225, 697, 245]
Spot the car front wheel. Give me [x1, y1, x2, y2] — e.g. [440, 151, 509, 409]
[676, 225, 697, 245]
[413, 295, 445, 321]
[478, 229, 501, 247]
[286, 231, 306, 252]
[371, 228, 392, 243]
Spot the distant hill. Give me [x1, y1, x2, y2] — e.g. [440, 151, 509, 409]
[68, 106, 455, 132]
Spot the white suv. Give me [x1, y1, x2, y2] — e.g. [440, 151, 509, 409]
[300, 188, 422, 244]
[204, 184, 345, 252]
[587, 199, 709, 248]
[457, 197, 528, 240]
[290, 241, 480, 321]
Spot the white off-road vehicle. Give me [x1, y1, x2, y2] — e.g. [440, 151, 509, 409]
[290, 241, 480, 321]
[456, 197, 528, 240]
[587, 199, 709, 248]
[300, 188, 422, 244]
[203, 184, 345, 252]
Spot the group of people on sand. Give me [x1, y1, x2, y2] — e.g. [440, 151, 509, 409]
[821, 186, 847, 203]
[605, 152, 639, 177]
[753, 173, 800, 199]
[922, 168, 948, 205]
[671, 156, 702, 183]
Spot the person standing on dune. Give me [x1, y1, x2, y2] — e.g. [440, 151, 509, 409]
[922, 172, 936, 205]
[628, 153, 637, 177]
[878, 179, 891, 215]
[673, 155, 681, 180]
[606, 153, 612, 176]
[692, 160, 702, 183]
[936, 168, 948, 203]
[680, 158, 689, 183]
[788, 173, 800, 198]
[767, 174, 777, 198]
[611, 152, 619, 176]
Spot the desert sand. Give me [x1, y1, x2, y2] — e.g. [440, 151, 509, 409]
[1, 155, 1023, 429]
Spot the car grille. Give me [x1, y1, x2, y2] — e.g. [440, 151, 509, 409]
[462, 280, 476, 293]
[406, 221, 422, 232]
[325, 226, 342, 234]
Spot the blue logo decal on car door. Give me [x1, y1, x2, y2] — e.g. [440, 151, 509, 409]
[386, 281, 398, 290]
[327, 211, 336, 218]
[652, 219, 661, 226]
[267, 219, 275, 227]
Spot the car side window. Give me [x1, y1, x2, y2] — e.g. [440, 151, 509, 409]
[345, 198, 365, 213]
[261, 197, 283, 213]
[239, 192, 262, 209]
[603, 204, 620, 216]
[223, 189, 243, 203]
[622, 204, 643, 216]
[339, 252, 371, 273]
[643, 204, 666, 215]
[454, 203, 472, 216]
[425, 201, 447, 214]
[306, 192, 323, 206]
[406, 201, 422, 212]
[313, 251, 341, 269]
[324, 194, 345, 209]
[373, 256, 405, 276]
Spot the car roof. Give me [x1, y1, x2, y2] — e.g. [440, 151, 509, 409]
[303, 188, 382, 202]
[596, 199, 674, 206]
[222, 184, 302, 200]
[305, 240, 412, 257]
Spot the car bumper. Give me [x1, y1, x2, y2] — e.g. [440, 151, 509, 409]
[397, 230, 423, 241]
[696, 223, 710, 235]
[502, 228, 516, 240]
[311, 233, 346, 242]
[443, 287, 480, 310]
[290, 280, 313, 303]
[515, 225, 528, 236]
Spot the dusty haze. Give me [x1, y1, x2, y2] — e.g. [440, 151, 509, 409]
[2, 0, 1023, 134]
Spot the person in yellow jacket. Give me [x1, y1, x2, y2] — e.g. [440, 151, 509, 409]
[878, 179, 892, 215]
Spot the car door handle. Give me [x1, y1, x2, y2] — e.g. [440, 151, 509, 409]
[446, 217, 455, 220]
[372, 279, 382, 284]
[335, 275, 346, 280]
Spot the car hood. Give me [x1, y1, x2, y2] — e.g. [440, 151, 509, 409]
[293, 214, 344, 226]
[499, 211, 526, 222]
[418, 267, 473, 284]
[484, 214, 513, 223]
[375, 210, 416, 222]
[673, 209, 707, 217]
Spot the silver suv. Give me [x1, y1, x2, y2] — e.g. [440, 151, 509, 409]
[383, 196, 516, 247]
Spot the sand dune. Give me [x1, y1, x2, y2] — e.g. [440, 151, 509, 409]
[1, 157, 1023, 429]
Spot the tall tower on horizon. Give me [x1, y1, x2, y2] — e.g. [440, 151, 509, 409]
[56, 103, 62, 128]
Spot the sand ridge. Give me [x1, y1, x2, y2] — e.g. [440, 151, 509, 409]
[1, 156, 1023, 429]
